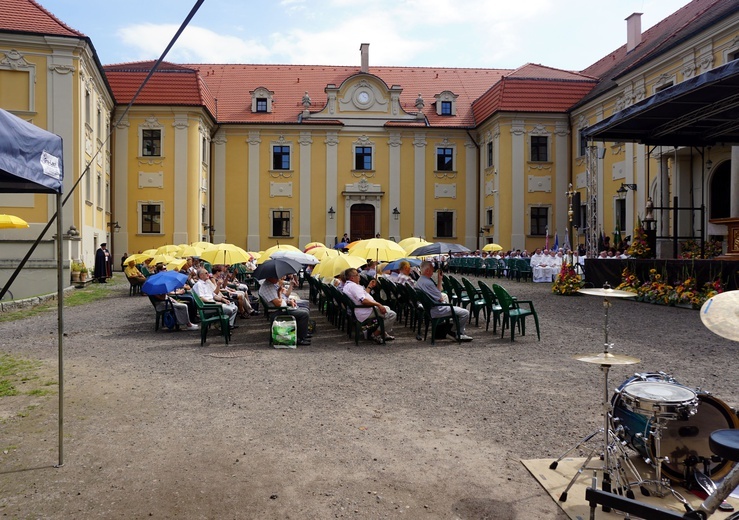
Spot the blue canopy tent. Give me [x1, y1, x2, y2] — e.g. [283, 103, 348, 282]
[0, 108, 65, 466]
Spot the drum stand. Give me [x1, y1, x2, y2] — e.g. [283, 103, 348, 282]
[552, 287, 648, 509]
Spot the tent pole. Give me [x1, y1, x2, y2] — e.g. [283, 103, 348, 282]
[56, 192, 64, 467]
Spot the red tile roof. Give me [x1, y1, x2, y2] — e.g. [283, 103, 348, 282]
[104, 62, 217, 119]
[576, 0, 738, 107]
[471, 66, 597, 123]
[0, 0, 84, 37]
[106, 63, 510, 127]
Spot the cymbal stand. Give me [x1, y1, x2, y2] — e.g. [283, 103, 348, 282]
[551, 293, 647, 507]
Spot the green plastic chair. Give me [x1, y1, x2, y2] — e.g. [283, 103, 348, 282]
[491, 284, 540, 341]
[191, 291, 231, 346]
[461, 276, 487, 326]
[340, 292, 385, 345]
[414, 288, 462, 345]
[476, 281, 503, 334]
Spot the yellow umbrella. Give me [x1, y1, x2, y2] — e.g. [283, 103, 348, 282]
[200, 244, 252, 266]
[124, 253, 152, 265]
[156, 244, 181, 255]
[150, 254, 175, 266]
[482, 243, 503, 252]
[0, 214, 29, 229]
[247, 251, 261, 260]
[166, 258, 188, 271]
[313, 254, 367, 278]
[398, 237, 430, 253]
[191, 241, 212, 249]
[259, 244, 301, 263]
[142, 249, 158, 257]
[303, 241, 325, 251]
[177, 245, 204, 258]
[348, 238, 406, 262]
[306, 246, 340, 261]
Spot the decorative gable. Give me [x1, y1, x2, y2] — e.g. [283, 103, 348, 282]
[250, 86, 274, 113]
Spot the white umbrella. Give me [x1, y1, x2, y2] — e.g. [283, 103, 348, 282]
[270, 250, 320, 265]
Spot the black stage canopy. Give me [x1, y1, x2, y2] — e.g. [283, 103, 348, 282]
[585, 59, 739, 147]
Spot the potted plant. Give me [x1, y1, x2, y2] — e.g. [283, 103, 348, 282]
[71, 260, 83, 282]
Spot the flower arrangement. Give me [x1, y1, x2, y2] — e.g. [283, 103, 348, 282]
[626, 218, 651, 258]
[615, 267, 641, 293]
[637, 268, 673, 304]
[552, 263, 584, 295]
[679, 239, 724, 259]
[670, 276, 698, 306]
[698, 277, 724, 307]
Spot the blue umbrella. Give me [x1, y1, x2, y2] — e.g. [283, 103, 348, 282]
[141, 271, 188, 295]
[384, 257, 422, 271]
[334, 242, 349, 249]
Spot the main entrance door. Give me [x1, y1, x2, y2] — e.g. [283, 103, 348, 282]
[350, 204, 375, 241]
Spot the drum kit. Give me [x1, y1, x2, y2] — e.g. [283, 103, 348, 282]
[550, 284, 739, 515]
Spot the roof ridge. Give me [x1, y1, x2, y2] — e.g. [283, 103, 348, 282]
[28, 0, 85, 37]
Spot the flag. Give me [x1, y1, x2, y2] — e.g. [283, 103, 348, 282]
[564, 228, 571, 252]
[553, 231, 559, 252]
[545, 226, 549, 250]
[614, 224, 622, 249]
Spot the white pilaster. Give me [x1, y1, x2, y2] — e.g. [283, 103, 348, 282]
[172, 114, 189, 244]
[388, 132, 401, 240]
[413, 133, 426, 238]
[325, 132, 339, 246]
[510, 120, 525, 249]
[212, 130, 228, 243]
[555, 121, 569, 238]
[113, 113, 129, 255]
[299, 131, 312, 247]
[465, 140, 477, 249]
[247, 131, 261, 251]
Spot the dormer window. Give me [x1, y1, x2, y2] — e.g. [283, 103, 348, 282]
[434, 90, 458, 116]
[250, 87, 274, 113]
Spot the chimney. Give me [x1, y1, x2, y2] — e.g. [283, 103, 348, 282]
[626, 13, 642, 52]
[360, 43, 369, 73]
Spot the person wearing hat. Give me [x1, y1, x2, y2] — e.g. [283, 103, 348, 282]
[94, 243, 112, 283]
[124, 260, 146, 287]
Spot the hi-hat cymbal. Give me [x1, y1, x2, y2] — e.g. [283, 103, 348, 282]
[700, 290, 739, 342]
[575, 352, 641, 365]
[578, 287, 637, 298]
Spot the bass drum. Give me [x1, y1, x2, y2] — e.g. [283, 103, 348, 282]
[614, 385, 739, 481]
[660, 392, 739, 481]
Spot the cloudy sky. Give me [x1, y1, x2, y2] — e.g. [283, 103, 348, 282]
[40, 0, 690, 71]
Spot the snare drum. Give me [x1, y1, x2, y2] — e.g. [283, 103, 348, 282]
[618, 381, 698, 419]
[612, 374, 739, 481]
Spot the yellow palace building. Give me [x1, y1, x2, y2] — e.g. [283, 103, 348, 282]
[1, 0, 738, 299]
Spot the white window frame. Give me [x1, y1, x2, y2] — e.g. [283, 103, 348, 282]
[139, 118, 164, 158]
[653, 73, 676, 94]
[529, 135, 550, 163]
[271, 142, 293, 171]
[353, 143, 374, 172]
[138, 201, 164, 235]
[528, 204, 550, 236]
[270, 208, 292, 238]
[434, 209, 456, 239]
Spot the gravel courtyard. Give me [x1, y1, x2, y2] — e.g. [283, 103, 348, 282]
[0, 276, 737, 519]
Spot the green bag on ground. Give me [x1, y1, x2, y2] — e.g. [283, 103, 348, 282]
[272, 315, 297, 349]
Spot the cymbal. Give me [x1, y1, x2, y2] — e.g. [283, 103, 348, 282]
[578, 287, 637, 298]
[575, 352, 641, 365]
[700, 290, 739, 342]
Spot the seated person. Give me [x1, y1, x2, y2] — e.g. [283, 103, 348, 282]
[191, 268, 238, 328]
[395, 261, 414, 286]
[415, 261, 472, 341]
[213, 265, 255, 318]
[363, 260, 377, 279]
[259, 277, 312, 346]
[124, 260, 146, 286]
[151, 292, 199, 331]
[280, 274, 309, 309]
[343, 268, 395, 344]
